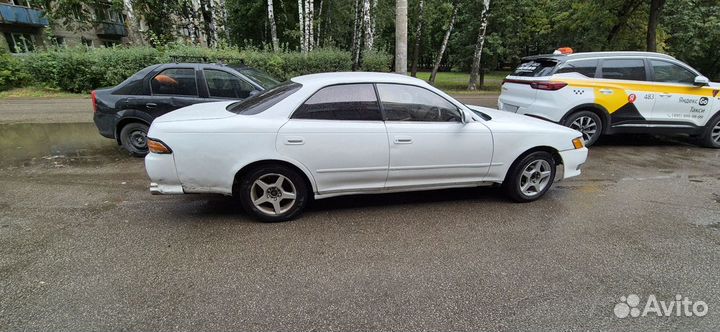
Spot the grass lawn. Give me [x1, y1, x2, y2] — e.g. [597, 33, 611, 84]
[414, 71, 508, 94]
[0, 87, 87, 99]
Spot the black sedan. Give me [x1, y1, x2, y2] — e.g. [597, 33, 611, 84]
[92, 63, 279, 156]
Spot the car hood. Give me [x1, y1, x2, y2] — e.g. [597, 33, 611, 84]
[154, 101, 237, 123]
[467, 105, 581, 137]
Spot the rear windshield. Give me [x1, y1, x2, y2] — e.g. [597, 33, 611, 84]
[511, 59, 558, 77]
[227, 82, 302, 115]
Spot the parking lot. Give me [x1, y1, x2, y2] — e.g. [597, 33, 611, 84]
[1, 95, 719, 331]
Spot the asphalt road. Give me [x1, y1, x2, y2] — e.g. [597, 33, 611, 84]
[1, 96, 720, 331]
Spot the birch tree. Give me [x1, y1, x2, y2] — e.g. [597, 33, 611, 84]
[308, 0, 315, 50]
[316, 0, 323, 47]
[429, 1, 459, 84]
[297, 0, 306, 52]
[198, 0, 218, 47]
[395, 0, 408, 74]
[267, 0, 279, 51]
[410, 0, 425, 77]
[362, 0, 373, 50]
[467, 0, 490, 90]
[303, 0, 311, 51]
[351, 0, 363, 69]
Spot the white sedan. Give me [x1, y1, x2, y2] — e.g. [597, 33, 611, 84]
[145, 72, 588, 222]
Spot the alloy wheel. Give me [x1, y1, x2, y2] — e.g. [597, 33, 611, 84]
[519, 160, 552, 197]
[712, 120, 720, 144]
[250, 173, 297, 216]
[570, 116, 597, 144]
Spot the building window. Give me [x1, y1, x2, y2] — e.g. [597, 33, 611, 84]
[5, 32, 35, 53]
[81, 37, 94, 47]
[51, 36, 65, 47]
[12, 0, 32, 7]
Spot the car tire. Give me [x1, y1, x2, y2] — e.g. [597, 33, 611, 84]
[699, 113, 720, 149]
[119, 122, 149, 157]
[503, 151, 557, 203]
[564, 111, 602, 147]
[238, 165, 309, 222]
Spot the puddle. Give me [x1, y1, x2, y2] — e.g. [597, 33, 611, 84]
[0, 122, 126, 167]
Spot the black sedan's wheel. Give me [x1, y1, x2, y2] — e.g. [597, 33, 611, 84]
[564, 111, 602, 147]
[700, 113, 720, 149]
[119, 122, 149, 157]
[503, 151, 557, 202]
[238, 165, 309, 222]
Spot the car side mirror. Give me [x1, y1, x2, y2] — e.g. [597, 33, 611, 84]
[694, 75, 710, 86]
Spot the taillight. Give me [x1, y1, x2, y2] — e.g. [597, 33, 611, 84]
[530, 81, 567, 91]
[91, 90, 97, 113]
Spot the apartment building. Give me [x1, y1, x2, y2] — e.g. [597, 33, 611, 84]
[0, 0, 128, 53]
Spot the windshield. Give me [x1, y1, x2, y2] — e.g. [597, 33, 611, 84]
[236, 67, 281, 89]
[227, 82, 302, 115]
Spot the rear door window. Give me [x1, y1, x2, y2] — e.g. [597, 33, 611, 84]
[511, 60, 558, 77]
[151, 68, 198, 96]
[555, 59, 598, 78]
[600, 59, 646, 81]
[292, 84, 382, 121]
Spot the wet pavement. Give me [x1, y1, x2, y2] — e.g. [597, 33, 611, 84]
[1, 97, 720, 331]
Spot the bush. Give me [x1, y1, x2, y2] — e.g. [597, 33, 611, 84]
[361, 49, 393, 72]
[0, 52, 30, 91]
[21, 47, 164, 92]
[11, 45, 392, 93]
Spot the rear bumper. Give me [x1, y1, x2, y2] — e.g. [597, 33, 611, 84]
[145, 153, 184, 195]
[559, 148, 588, 180]
[93, 112, 117, 139]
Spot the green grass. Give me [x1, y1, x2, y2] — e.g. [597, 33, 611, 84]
[0, 87, 87, 99]
[414, 71, 509, 94]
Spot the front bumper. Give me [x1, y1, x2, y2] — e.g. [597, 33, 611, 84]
[559, 147, 588, 180]
[145, 153, 184, 195]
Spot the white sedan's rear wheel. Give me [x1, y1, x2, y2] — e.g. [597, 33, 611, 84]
[503, 151, 557, 202]
[238, 165, 308, 222]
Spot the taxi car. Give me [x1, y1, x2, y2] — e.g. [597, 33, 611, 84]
[145, 72, 588, 222]
[498, 50, 720, 147]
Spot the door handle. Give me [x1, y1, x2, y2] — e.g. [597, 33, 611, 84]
[284, 137, 304, 145]
[394, 136, 413, 144]
[145, 102, 158, 109]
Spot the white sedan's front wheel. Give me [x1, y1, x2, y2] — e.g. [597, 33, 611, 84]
[238, 165, 309, 222]
[503, 151, 557, 202]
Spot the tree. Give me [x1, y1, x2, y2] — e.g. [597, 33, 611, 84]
[298, 0, 307, 53]
[362, 0, 374, 50]
[468, 0, 490, 90]
[395, 0, 408, 74]
[198, 0, 218, 47]
[410, 0, 424, 77]
[429, 1, 459, 84]
[647, 0, 666, 51]
[267, 0, 280, 51]
[351, 0, 363, 69]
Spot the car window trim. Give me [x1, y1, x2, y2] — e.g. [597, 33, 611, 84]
[203, 68, 258, 99]
[150, 67, 201, 97]
[289, 83, 384, 121]
[375, 82, 464, 123]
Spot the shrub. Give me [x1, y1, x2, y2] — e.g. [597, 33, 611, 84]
[361, 49, 393, 72]
[0, 52, 30, 91]
[14, 45, 392, 92]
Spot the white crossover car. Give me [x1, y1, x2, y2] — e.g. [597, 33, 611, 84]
[145, 72, 588, 222]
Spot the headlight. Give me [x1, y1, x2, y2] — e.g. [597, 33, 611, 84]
[147, 138, 172, 154]
[572, 137, 584, 149]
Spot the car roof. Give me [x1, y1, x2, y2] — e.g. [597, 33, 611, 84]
[522, 51, 676, 62]
[291, 72, 426, 86]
